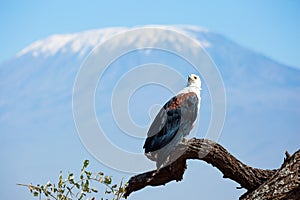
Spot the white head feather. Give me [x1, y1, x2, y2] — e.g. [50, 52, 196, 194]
[178, 74, 201, 108]
[187, 74, 201, 89]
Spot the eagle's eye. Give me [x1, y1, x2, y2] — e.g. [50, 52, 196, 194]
[194, 76, 197, 79]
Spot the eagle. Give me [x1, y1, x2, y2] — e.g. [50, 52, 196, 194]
[143, 74, 201, 168]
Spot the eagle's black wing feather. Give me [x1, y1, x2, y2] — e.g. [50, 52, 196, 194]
[143, 96, 181, 153]
[143, 92, 198, 154]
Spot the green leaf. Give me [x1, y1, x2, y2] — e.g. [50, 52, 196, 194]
[33, 191, 39, 197]
[82, 180, 90, 193]
[118, 187, 124, 193]
[58, 171, 63, 188]
[84, 170, 92, 179]
[83, 160, 89, 168]
[46, 181, 52, 187]
[104, 176, 112, 185]
[105, 189, 111, 194]
[84, 180, 89, 190]
[68, 173, 75, 184]
[58, 188, 65, 194]
[78, 193, 85, 200]
[91, 188, 98, 193]
[52, 186, 57, 193]
[68, 173, 74, 180]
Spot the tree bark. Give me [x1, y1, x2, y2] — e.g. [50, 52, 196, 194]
[240, 149, 300, 200]
[124, 138, 300, 199]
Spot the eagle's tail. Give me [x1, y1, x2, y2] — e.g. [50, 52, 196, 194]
[156, 133, 185, 169]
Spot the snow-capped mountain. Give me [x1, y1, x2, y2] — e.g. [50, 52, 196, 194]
[16, 27, 128, 58]
[1, 25, 299, 200]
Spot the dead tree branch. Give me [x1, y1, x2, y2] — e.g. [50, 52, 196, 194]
[124, 138, 299, 199]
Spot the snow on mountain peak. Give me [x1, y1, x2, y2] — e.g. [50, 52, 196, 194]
[16, 25, 211, 59]
[16, 27, 127, 58]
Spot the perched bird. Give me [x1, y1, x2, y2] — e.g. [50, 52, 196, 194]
[143, 74, 201, 168]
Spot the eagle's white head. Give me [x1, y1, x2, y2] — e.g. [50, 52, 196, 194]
[187, 74, 201, 89]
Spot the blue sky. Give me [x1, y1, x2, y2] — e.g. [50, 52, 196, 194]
[1, 0, 300, 67]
